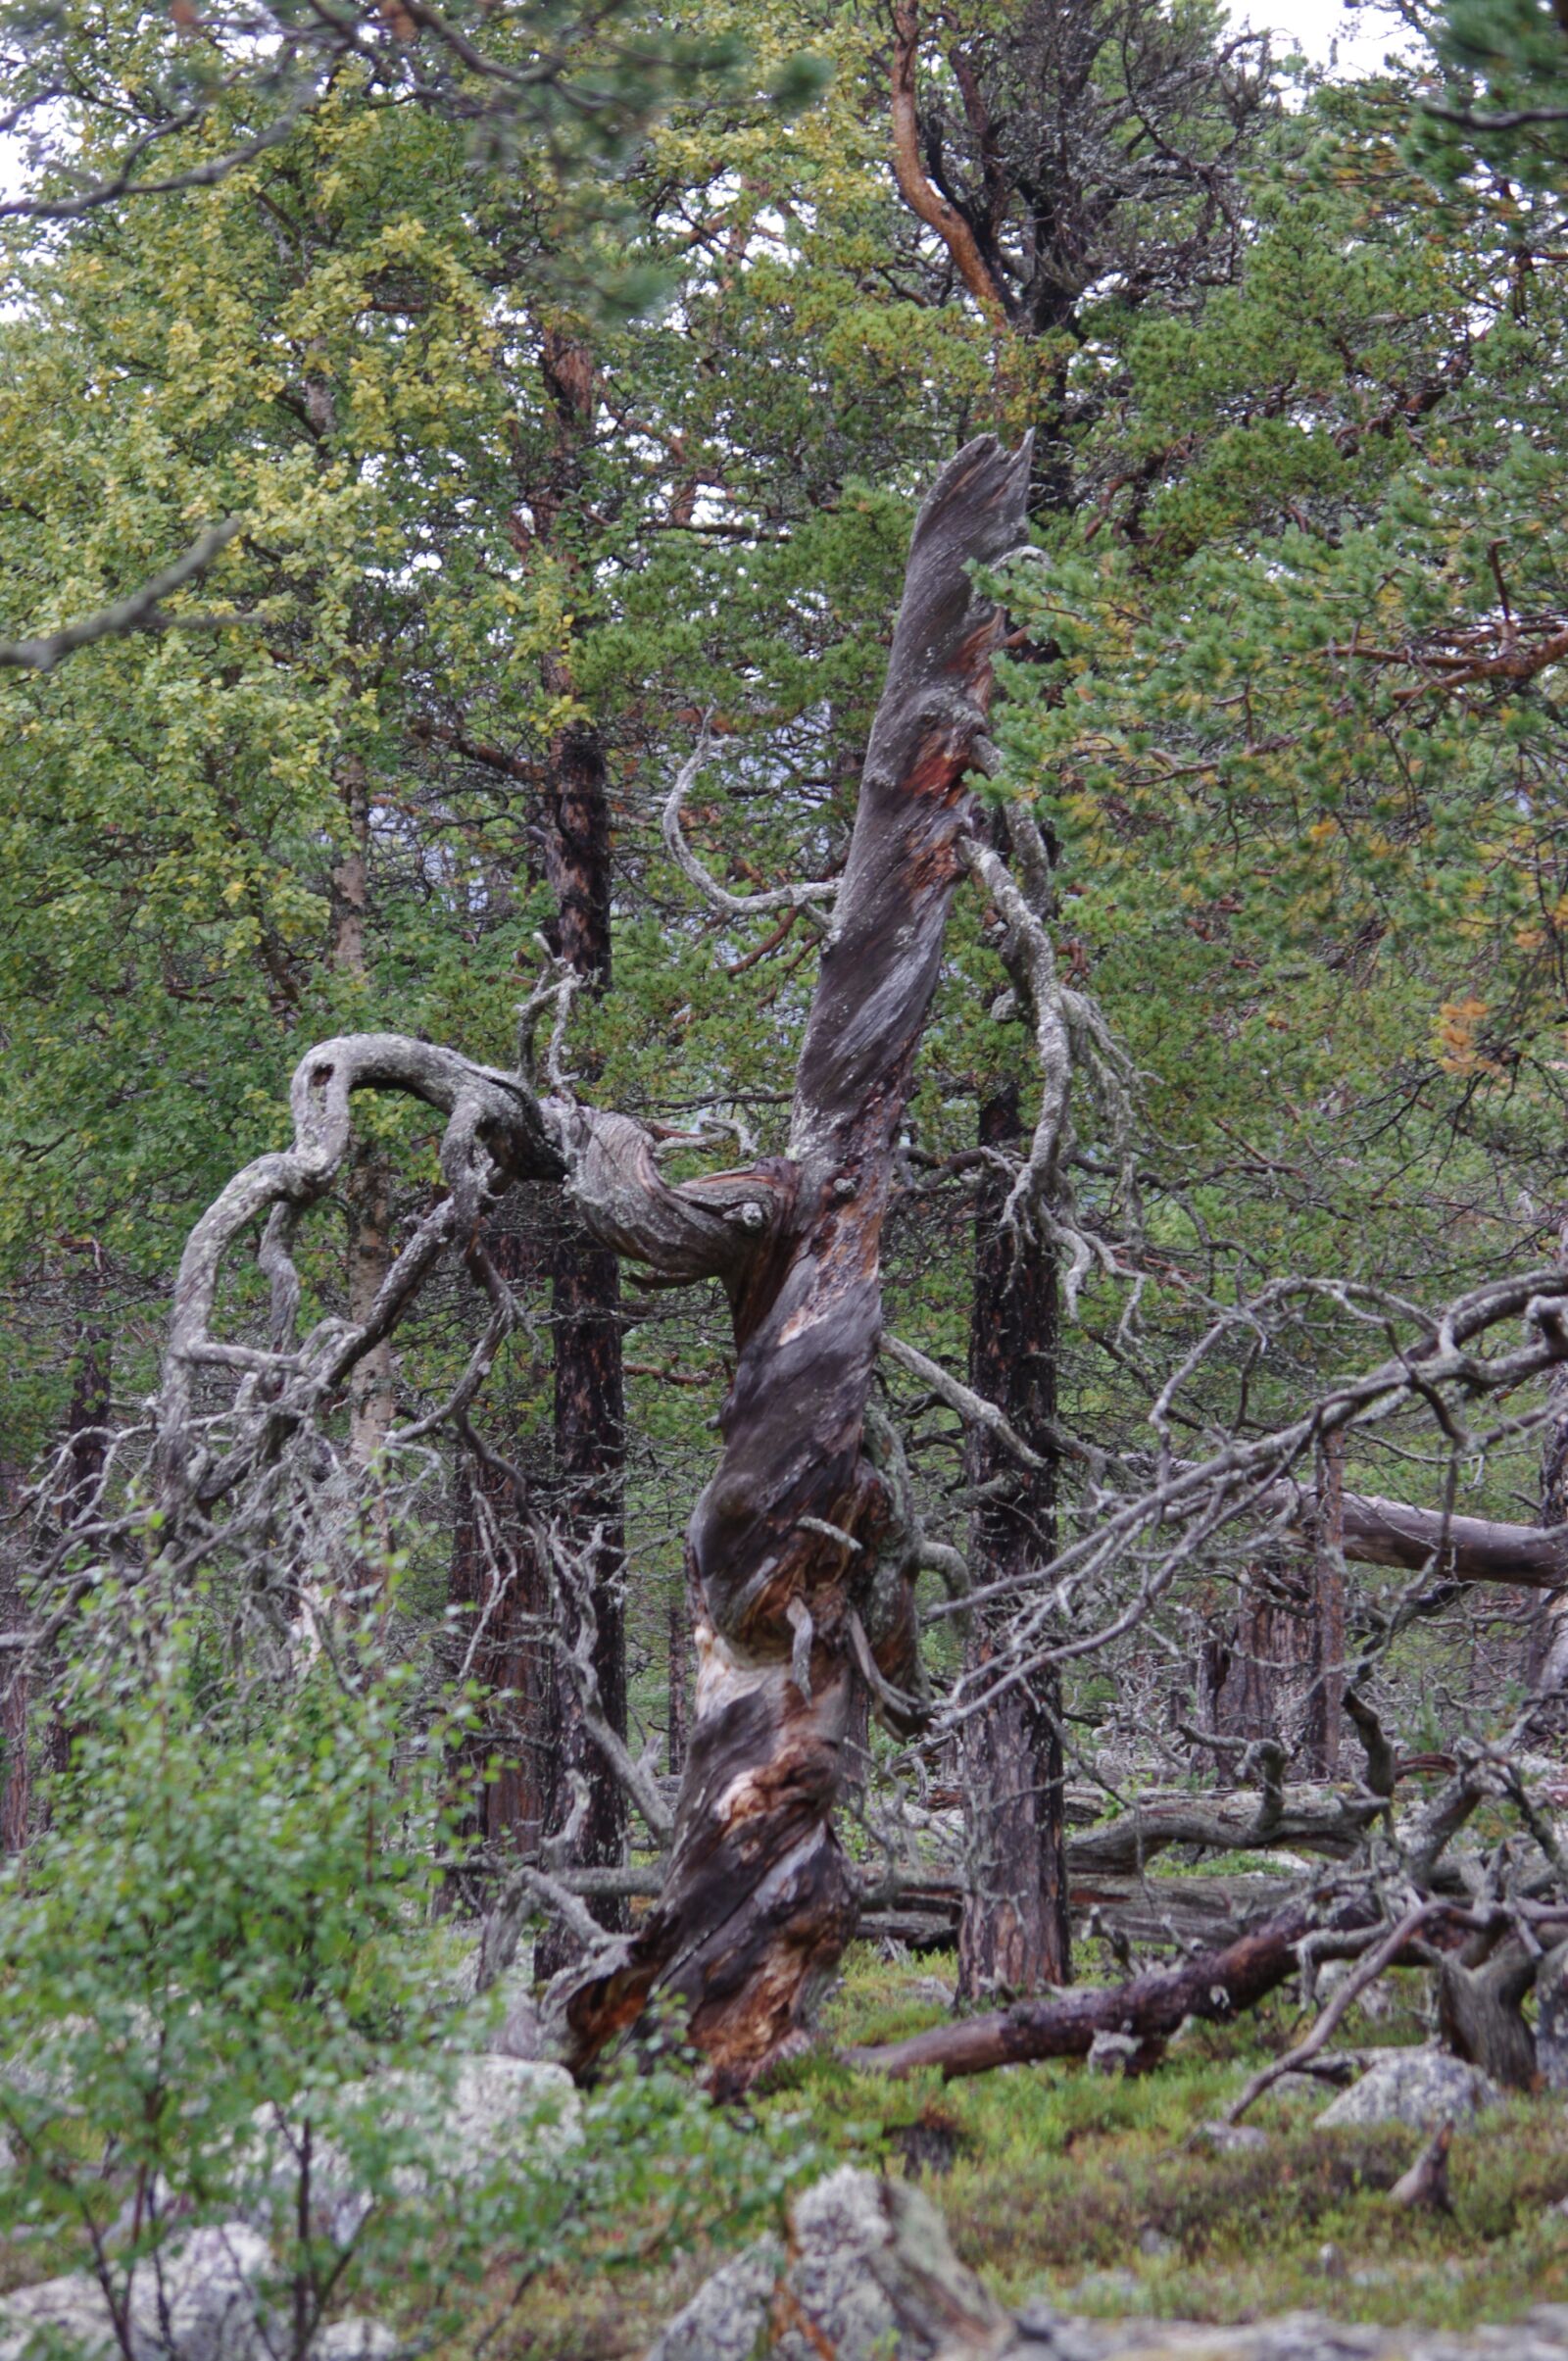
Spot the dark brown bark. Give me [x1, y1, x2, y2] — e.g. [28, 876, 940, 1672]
[666, 1582, 691, 1777]
[528, 328, 632, 1954]
[1529, 1218, 1568, 1697]
[1213, 1551, 1317, 1748]
[538, 1215, 628, 1962]
[534, 713, 628, 1957]
[565, 434, 1033, 2090]
[843, 1895, 1334, 2081]
[957, 1079, 1069, 1998]
[1303, 1433, 1347, 1776]
[448, 1232, 555, 1853]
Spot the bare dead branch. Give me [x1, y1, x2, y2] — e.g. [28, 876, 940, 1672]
[0, 520, 246, 672]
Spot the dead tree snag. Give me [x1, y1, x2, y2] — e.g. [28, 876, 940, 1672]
[563, 432, 1034, 2089]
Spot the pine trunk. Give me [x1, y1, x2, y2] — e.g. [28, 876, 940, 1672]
[448, 1231, 555, 1853]
[956, 1080, 1069, 1998]
[536, 715, 630, 1963]
[1, 1460, 27, 1853]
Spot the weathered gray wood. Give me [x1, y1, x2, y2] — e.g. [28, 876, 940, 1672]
[563, 435, 1033, 2090]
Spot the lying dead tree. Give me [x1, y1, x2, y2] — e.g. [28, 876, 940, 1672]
[23, 428, 1568, 2101]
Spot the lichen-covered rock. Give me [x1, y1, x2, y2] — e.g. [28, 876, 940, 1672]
[314, 2323, 397, 2359]
[0, 2223, 395, 2361]
[780, 2168, 1007, 2360]
[644, 2238, 785, 2361]
[235, 2054, 579, 2240]
[646, 2170, 1568, 2361]
[1316, 2045, 1501, 2131]
[0, 2222, 271, 2361]
[1190, 2122, 1269, 2155]
[644, 2168, 1004, 2361]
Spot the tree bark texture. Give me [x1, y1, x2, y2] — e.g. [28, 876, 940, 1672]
[537, 714, 630, 1964]
[667, 1581, 692, 1777]
[1, 1460, 27, 1852]
[565, 433, 1033, 2090]
[957, 1079, 1070, 1998]
[528, 321, 633, 1950]
[1529, 1223, 1568, 1704]
[1303, 1431, 1347, 1776]
[448, 1230, 555, 1852]
[1211, 1551, 1316, 1749]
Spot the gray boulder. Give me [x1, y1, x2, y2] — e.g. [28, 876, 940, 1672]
[645, 2167, 1005, 2361]
[645, 2240, 785, 2361]
[1317, 2044, 1500, 2131]
[0, 2223, 395, 2361]
[315, 2327, 397, 2360]
[0, 2223, 270, 2361]
[234, 2054, 578, 2240]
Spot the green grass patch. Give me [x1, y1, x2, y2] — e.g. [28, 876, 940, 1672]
[748, 1943, 1568, 2334]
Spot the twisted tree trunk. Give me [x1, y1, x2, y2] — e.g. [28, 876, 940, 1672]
[565, 433, 1032, 2090]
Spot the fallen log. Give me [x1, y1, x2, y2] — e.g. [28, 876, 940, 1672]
[1326, 1491, 1565, 1588]
[859, 1869, 1298, 1955]
[840, 1896, 1346, 2080]
[1065, 1788, 1377, 1876]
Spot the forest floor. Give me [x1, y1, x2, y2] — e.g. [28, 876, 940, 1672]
[501, 1942, 1568, 2360]
[9, 1936, 1568, 2359]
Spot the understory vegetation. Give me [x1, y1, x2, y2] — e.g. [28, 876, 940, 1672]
[7, 0, 1568, 2348]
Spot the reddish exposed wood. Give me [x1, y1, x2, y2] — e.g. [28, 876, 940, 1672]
[890, 2, 1009, 328]
[565, 435, 1032, 2090]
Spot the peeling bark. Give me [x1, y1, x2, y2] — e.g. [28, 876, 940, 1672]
[564, 433, 1033, 2090]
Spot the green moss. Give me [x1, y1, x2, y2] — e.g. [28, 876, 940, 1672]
[752, 1944, 1568, 2334]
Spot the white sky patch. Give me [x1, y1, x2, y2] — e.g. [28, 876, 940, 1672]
[1247, 0, 1425, 76]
